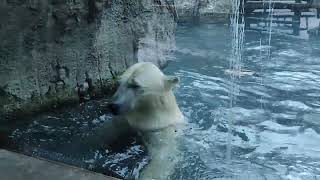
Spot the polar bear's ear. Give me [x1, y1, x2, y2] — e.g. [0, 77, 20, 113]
[164, 76, 179, 90]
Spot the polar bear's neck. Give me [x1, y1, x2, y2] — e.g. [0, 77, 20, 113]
[126, 91, 183, 132]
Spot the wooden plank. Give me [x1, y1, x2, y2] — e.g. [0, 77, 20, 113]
[245, 1, 312, 10]
[247, 12, 315, 18]
[246, 17, 300, 24]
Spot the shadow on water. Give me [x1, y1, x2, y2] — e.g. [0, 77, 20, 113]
[0, 99, 149, 179]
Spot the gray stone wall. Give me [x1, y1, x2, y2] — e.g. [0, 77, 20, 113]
[0, 0, 176, 117]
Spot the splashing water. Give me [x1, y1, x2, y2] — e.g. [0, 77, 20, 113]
[259, 0, 274, 109]
[227, 0, 275, 164]
[267, 0, 274, 59]
[226, 0, 245, 164]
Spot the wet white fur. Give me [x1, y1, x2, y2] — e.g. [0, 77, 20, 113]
[113, 62, 184, 179]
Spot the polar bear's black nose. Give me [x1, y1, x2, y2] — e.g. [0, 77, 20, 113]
[109, 103, 120, 115]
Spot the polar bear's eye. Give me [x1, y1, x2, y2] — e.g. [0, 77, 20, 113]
[127, 83, 140, 89]
[115, 80, 120, 87]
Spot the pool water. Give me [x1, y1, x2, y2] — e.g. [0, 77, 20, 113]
[167, 24, 320, 179]
[4, 24, 320, 179]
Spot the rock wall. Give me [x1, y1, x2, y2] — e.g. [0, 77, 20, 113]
[0, 0, 176, 117]
[174, 0, 231, 23]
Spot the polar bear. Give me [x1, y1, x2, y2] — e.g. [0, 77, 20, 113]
[105, 62, 184, 179]
[109, 62, 183, 130]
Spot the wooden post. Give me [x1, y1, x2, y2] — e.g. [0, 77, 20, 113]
[244, 17, 251, 29]
[293, 9, 301, 35]
[193, 0, 200, 25]
[313, 0, 320, 18]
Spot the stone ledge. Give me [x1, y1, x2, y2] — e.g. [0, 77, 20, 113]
[0, 149, 119, 180]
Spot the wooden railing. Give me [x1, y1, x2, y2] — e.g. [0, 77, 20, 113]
[244, 0, 319, 35]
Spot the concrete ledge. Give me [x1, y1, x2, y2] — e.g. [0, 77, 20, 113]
[0, 149, 118, 180]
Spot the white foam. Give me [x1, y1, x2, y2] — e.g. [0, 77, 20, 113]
[278, 49, 303, 57]
[273, 100, 312, 111]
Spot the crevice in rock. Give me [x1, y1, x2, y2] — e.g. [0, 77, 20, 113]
[87, 0, 98, 23]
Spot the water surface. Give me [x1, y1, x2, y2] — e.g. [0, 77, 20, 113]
[4, 24, 320, 179]
[166, 24, 320, 180]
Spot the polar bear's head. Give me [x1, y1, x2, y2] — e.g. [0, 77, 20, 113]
[109, 62, 179, 116]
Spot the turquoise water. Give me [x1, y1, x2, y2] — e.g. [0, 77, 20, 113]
[166, 24, 320, 179]
[4, 24, 320, 179]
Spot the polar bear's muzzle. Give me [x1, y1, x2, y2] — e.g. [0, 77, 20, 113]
[109, 84, 138, 116]
[108, 103, 121, 115]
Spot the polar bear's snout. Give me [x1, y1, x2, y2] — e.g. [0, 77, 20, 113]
[109, 80, 138, 116]
[108, 94, 133, 116]
[108, 103, 120, 115]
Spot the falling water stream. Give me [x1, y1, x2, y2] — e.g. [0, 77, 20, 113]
[227, 0, 246, 164]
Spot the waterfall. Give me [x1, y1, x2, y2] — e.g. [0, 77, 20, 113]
[226, 0, 275, 168]
[267, 0, 274, 60]
[226, 0, 245, 164]
[260, 0, 274, 108]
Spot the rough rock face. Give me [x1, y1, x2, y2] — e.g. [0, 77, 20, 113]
[174, 0, 231, 23]
[0, 0, 176, 117]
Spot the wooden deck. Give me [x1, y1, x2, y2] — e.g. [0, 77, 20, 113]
[244, 0, 319, 35]
[245, 1, 313, 10]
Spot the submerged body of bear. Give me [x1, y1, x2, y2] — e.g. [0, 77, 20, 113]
[104, 62, 184, 179]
